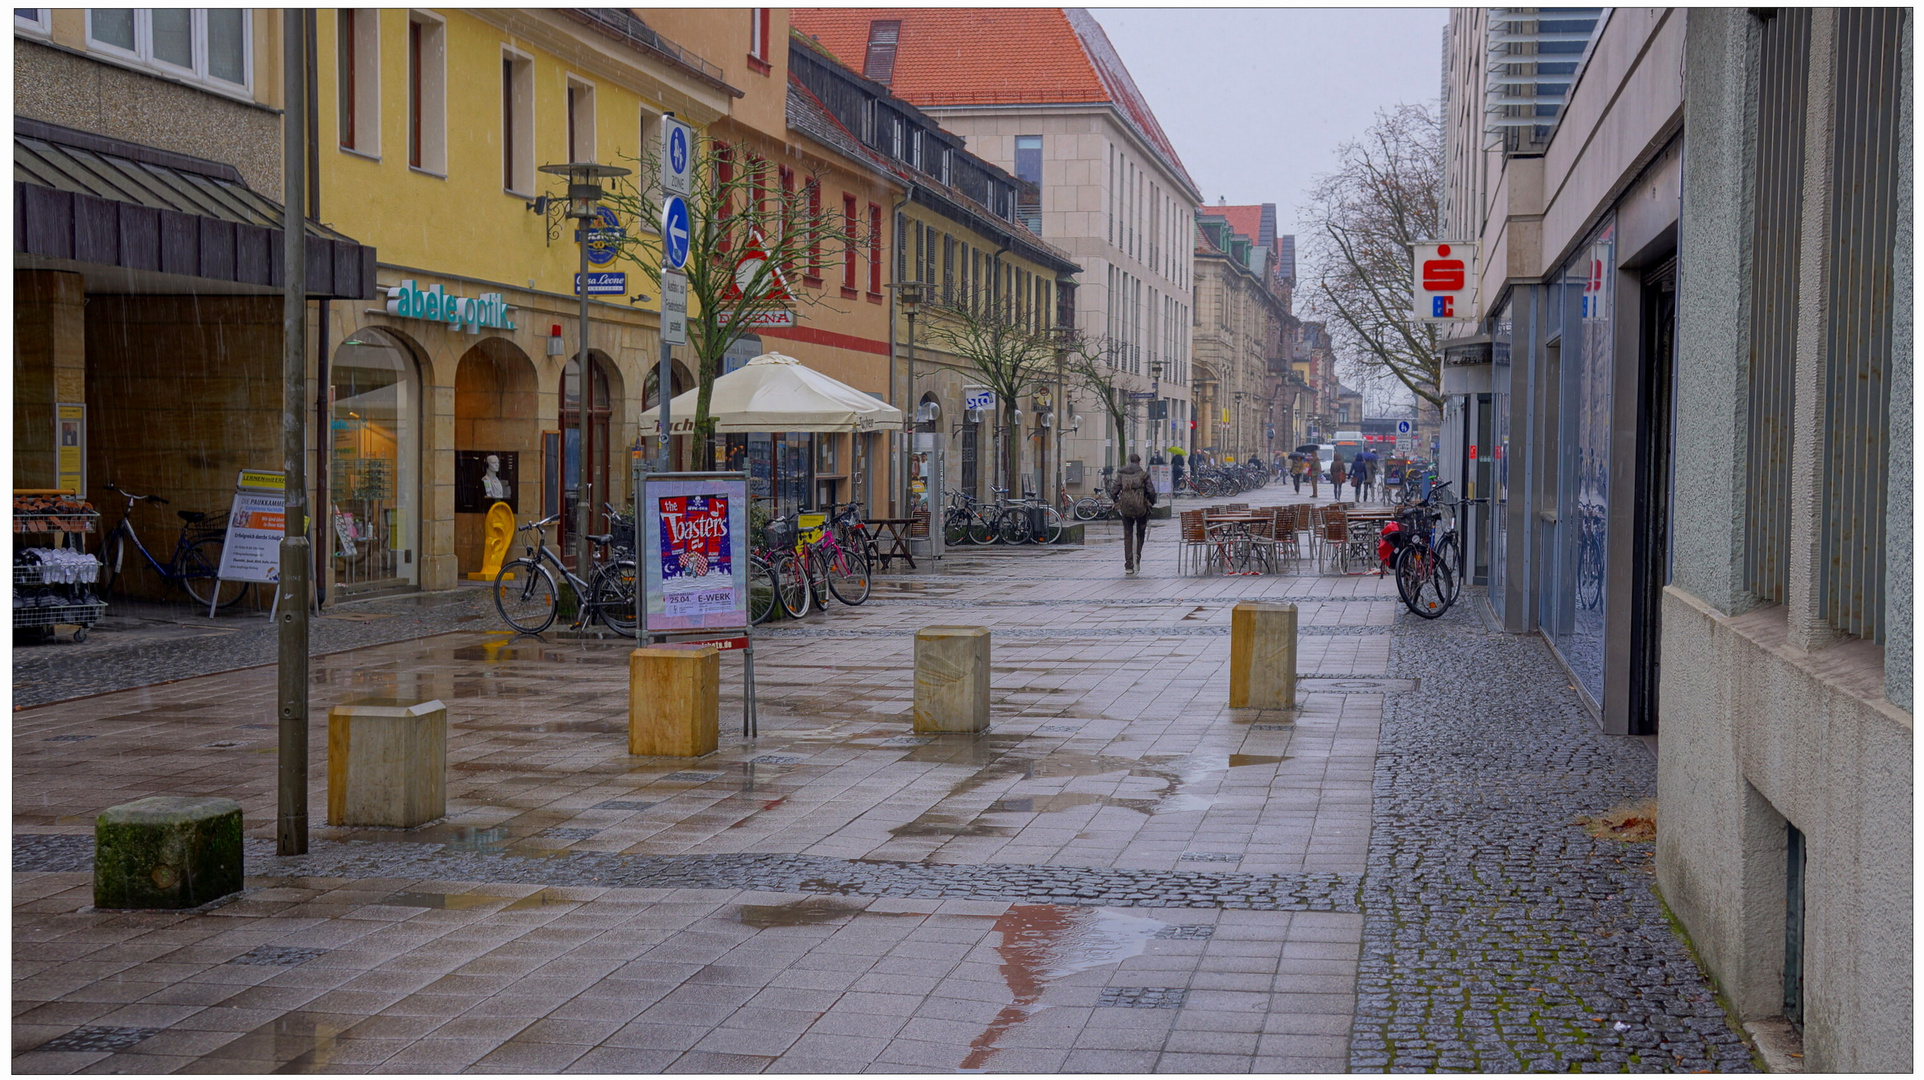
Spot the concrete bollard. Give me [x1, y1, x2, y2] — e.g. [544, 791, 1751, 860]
[914, 626, 992, 733]
[1230, 603, 1297, 709]
[629, 645, 721, 757]
[94, 796, 244, 909]
[327, 699, 448, 827]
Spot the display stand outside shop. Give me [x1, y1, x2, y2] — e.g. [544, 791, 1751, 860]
[635, 463, 759, 736]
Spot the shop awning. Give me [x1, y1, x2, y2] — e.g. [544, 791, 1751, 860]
[13, 116, 375, 299]
[638, 352, 903, 434]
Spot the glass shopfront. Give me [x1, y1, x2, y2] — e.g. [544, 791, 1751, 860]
[330, 328, 420, 592]
[1547, 219, 1616, 707]
[1488, 298, 1513, 618]
[729, 432, 814, 522]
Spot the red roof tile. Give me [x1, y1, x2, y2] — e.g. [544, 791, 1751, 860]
[790, 7, 1196, 197]
[1199, 205, 1264, 245]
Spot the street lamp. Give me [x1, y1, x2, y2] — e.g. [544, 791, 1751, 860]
[891, 280, 925, 520]
[1149, 358, 1165, 455]
[1234, 391, 1246, 461]
[1051, 325, 1076, 505]
[539, 160, 631, 578]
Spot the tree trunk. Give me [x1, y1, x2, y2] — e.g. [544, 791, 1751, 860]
[1005, 412, 1022, 498]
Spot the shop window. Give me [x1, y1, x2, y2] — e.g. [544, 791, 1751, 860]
[331, 328, 420, 593]
[502, 49, 533, 193]
[337, 9, 379, 155]
[85, 9, 250, 94]
[406, 13, 446, 174]
[566, 77, 595, 163]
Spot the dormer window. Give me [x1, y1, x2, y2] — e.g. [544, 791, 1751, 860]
[863, 19, 900, 83]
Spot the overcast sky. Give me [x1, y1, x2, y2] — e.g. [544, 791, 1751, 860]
[1090, 7, 1449, 243]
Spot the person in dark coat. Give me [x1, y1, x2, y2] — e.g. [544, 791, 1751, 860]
[1106, 453, 1158, 575]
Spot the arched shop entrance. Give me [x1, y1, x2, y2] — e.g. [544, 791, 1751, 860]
[558, 351, 617, 568]
[453, 337, 538, 577]
[329, 326, 424, 594]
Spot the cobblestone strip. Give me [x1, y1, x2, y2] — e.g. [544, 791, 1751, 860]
[1350, 606, 1755, 1073]
[11, 589, 498, 708]
[14, 834, 1359, 911]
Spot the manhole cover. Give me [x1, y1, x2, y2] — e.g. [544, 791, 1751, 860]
[1178, 852, 1240, 863]
[1250, 723, 1290, 731]
[748, 755, 804, 766]
[1152, 925, 1216, 940]
[539, 827, 600, 840]
[35, 1027, 163, 1053]
[660, 771, 722, 783]
[1036, 725, 1079, 733]
[592, 800, 655, 812]
[881, 736, 932, 747]
[229, 946, 328, 967]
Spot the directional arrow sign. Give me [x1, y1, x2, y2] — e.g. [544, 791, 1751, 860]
[661, 196, 691, 271]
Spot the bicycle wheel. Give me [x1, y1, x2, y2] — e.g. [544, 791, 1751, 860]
[1036, 505, 1064, 544]
[97, 530, 128, 595]
[1434, 533, 1464, 606]
[827, 546, 872, 605]
[182, 540, 249, 609]
[1073, 497, 1102, 521]
[749, 555, 780, 625]
[1576, 536, 1604, 611]
[997, 510, 1028, 545]
[1395, 546, 1454, 619]
[966, 511, 997, 545]
[494, 559, 558, 633]
[773, 551, 810, 618]
[591, 560, 639, 637]
[944, 510, 971, 547]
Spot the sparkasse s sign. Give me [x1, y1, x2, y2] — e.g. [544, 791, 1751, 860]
[385, 280, 518, 334]
[1412, 241, 1477, 322]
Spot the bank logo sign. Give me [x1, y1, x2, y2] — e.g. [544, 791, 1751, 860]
[385, 280, 517, 334]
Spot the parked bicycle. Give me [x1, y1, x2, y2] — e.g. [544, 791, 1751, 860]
[798, 503, 872, 606]
[1387, 480, 1460, 618]
[98, 482, 247, 608]
[493, 514, 637, 636]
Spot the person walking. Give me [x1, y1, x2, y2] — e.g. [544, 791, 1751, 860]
[1350, 451, 1368, 501]
[1288, 451, 1308, 493]
[1108, 452, 1157, 575]
[1330, 454, 1348, 500]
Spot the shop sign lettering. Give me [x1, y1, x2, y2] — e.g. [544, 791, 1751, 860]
[385, 279, 517, 334]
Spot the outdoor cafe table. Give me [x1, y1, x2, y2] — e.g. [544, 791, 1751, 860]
[1202, 513, 1275, 575]
[862, 518, 917, 571]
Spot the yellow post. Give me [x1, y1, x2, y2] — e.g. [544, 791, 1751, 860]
[629, 645, 721, 757]
[467, 502, 516, 581]
[1230, 603, 1297, 709]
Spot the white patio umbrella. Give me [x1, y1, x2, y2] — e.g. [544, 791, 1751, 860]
[636, 352, 903, 434]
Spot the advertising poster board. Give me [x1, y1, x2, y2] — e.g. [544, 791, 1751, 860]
[1150, 463, 1172, 497]
[216, 470, 286, 584]
[55, 403, 84, 495]
[641, 472, 749, 636]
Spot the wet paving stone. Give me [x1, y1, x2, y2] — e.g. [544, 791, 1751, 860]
[1349, 604, 1757, 1073]
[33, 1026, 163, 1053]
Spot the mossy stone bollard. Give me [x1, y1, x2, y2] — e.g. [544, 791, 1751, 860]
[94, 796, 243, 910]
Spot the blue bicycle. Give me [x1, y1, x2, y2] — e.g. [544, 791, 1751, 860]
[97, 483, 249, 608]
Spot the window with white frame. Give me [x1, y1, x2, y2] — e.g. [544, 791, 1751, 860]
[336, 8, 379, 155]
[566, 77, 596, 163]
[16, 9, 52, 35]
[406, 12, 446, 174]
[502, 49, 534, 193]
[85, 9, 250, 93]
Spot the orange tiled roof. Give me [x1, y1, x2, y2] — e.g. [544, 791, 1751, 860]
[789, 7, 1196, 197]
[1199, 205, 1264, 245]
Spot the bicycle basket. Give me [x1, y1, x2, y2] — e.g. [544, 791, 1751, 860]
[764, 517, 795, 551]
[608, 516, 636, 551]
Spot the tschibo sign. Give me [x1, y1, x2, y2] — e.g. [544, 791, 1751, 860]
[386, 280, 517, 334]
[1412, 241, 1477, 322]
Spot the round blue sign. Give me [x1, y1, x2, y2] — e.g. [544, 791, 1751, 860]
[662, 196, 691, 270]
[586, 207, 619, 267]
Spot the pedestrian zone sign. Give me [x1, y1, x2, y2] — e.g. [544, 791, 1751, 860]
[1413, 240, 1477, 322]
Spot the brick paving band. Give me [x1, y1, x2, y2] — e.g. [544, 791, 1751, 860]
[1349, 604, 1756, 1072]
[13, 834, 1361, 912]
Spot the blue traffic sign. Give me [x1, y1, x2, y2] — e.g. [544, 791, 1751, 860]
[668, 126, 689, 177]
[662, 196, 691, 270]
[1396, 419, 1413, 435]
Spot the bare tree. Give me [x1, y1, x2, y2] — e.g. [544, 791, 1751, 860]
[1300, 104, 1444, 408]
[1061, 333, 1136, 473]
[918, 285, 1057, 496]
[598, 137, 864, 457]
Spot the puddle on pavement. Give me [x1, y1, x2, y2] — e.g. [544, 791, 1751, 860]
[963, 906, 1168, 1069]
[375, 890, 508, 909]
[737, 896, 866, 927]
[1227, 754, 1289, 767]
[214, 1010, 347, 1071]
[502, 889, 578, 911]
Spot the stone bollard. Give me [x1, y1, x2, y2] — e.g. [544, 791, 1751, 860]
[629, 645, 721, 757]
[327, 699, 448, 827]
[95, 796, 243, 909]
[914, 626, 991, 734]
[1230, 603, 1297, 709]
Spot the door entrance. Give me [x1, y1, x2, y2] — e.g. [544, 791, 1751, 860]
[558, 354, 611, 570]
[1628, 258, 1677, 735]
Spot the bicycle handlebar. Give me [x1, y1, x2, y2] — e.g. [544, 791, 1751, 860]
[103, 482, 167, 505]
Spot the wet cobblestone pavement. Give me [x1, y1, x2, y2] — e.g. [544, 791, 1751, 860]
[12, 492, 1755, 1073]
[1349, 604, 1756, 1073]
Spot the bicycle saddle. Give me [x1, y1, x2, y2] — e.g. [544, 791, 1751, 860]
[587, 533, 616, 546]
[177, 510, 207, 523]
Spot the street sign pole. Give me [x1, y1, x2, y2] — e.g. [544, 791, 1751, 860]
[658, 114, 693, 474]
[277, 10, 309, 857]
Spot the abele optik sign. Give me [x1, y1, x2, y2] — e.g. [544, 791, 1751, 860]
[1411, 241, 1478, 322]
[385, 280, 517, 334]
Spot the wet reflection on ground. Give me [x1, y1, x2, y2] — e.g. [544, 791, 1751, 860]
[963, 905, 1168, 1068]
